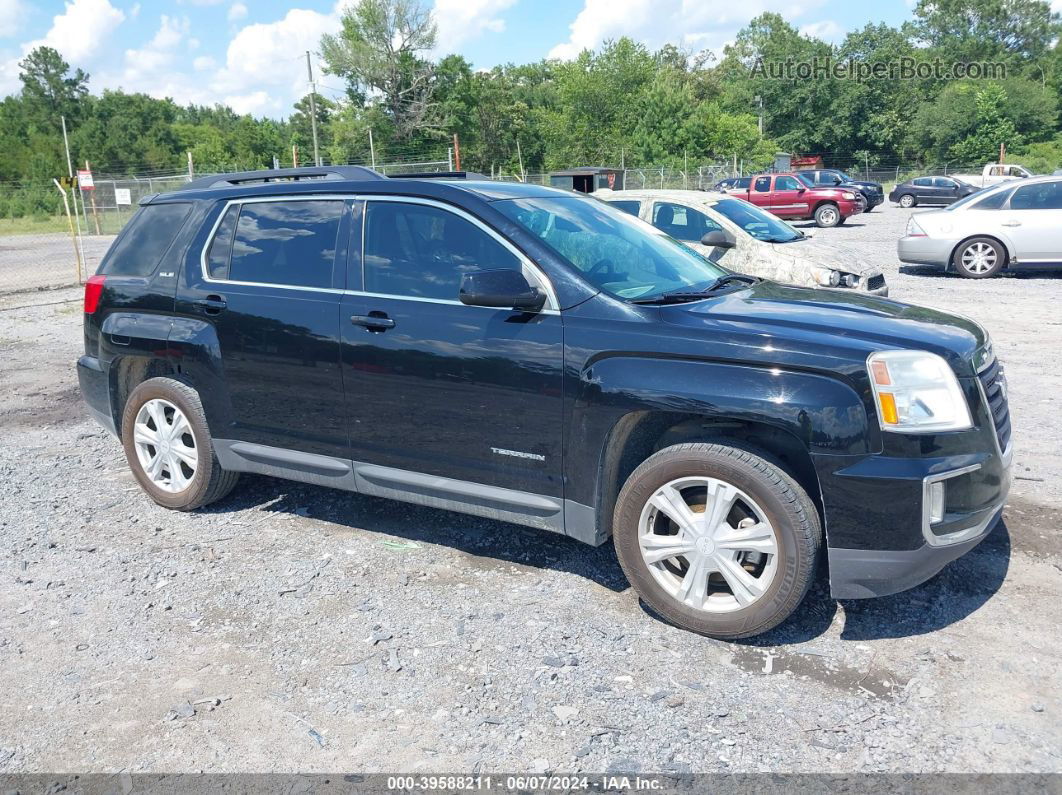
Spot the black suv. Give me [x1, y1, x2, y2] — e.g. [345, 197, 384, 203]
[797, 168, 885, 211]
[78, 166, 1012, 639]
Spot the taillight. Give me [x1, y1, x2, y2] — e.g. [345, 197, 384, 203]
[84, 274, 106, 313]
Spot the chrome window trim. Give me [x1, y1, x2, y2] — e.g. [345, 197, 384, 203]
[199, 194, 353, 292]
[197, 193, 561, 312]
[359, 194, 559, 312]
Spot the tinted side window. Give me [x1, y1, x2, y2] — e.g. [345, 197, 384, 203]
[228, 200, 343, 288]
[753, 177, 771, 192]
[775, 176, 801, 191]
[912, 178, 932, 187]
[102, 202, 192, 276]
[933, 177, 955, 188]
[206, 204, 238, 279]
[971, 189, 1011, 210]
[1010, 182, 1062, 210]
[651, 201, 721, 243]
[363, 201, 521, 300]
[607, 200, 642, 216]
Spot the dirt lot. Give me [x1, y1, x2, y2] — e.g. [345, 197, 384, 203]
[0, 202, 1059, 774]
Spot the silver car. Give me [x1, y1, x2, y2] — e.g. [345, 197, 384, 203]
[593, 189, 888, 295]
[897, 175, 1062, 278]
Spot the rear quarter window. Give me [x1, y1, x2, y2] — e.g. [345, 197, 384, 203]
[101, 202, 192, 276]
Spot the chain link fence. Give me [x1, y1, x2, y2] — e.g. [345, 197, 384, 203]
[0, 157, 1000, 304]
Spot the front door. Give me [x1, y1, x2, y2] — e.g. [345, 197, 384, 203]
[772, 175, 810, 217]
[340, 197, 565, 500]
[176, 197, 350, 458]
[1001, 181, 1062, 263]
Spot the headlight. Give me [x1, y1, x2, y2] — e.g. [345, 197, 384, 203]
[867, 350, 972, 433]
[810, 266, 841, 287]
[841, 191, 856, 200]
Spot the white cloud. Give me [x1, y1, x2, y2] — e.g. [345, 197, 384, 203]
[130, 2, 140, 18]
[433, 0, 515, 53]
[24, 0, 125, 62]
[800, 19, 842, 42]
[0, 0, 24, 38]
[121, 15, 188, 76]
[548, 0, 824, 60]
[227, 2, 247, 22]
[193, 55, 216, 71]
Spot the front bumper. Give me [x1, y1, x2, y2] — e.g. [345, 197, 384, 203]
[77, 355, 117, 436]
[897, 235, 955, 268]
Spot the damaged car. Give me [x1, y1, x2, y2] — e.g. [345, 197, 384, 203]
[594, 188, 888, 295]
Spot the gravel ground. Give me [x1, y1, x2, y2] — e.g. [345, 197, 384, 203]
[0, 202, 1060, 774]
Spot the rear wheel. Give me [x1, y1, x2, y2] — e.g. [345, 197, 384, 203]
[898, 193, 916, 208]
[953, 237, 1005, 278]
[121, 377, 240, 510]
[814, 203, 841, 227]
[613, 443, 821, 639]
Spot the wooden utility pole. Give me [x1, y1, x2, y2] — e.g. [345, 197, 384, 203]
[516, 139, 525, 182]
[187, 151, 194, 178]
[453, 133, 461, 171]
[85, 160, 100, 235]
[292, 144, 299, 168]
[368, 128, 376, 169]
[306, 51, 321, 167]
[53, 179, 83, 283]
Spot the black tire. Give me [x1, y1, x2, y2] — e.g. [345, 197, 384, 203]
[121, 377, 240, 511]
[897, 194, 916, 208]
[813, 203, 841, 228]
[952, 236, 1005, 279]
[613, 442, 821, 640]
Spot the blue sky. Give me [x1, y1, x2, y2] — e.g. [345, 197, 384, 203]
[0, 0, 927, 118]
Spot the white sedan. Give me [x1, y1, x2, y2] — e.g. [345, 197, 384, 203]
[593, 188, 888, 295]
[898, 175, 1062, 278]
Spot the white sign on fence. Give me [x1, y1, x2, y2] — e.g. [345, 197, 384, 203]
[77, 169, 94, 190]
[114, 188, 132, 205]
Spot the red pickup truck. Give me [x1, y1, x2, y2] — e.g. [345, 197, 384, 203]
[723, 172, 863, 227]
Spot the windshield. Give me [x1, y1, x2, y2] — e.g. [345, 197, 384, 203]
[493, 196, 726, 300]
[796, 173, 816, 188]
[835, 171, 855, 182]
[711, 198, 804, 243]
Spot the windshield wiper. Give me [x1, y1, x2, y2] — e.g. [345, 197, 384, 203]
[631, 275, 761, 304]
[703, 274, 761, 291]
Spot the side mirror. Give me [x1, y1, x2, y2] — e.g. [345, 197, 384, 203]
[701, 230, 736, 249]
[459, 269, 546, 311]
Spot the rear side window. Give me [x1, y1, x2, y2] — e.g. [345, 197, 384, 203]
[607, 200, 642, 216]
[753, 177, 771, 192]
[912, 178, 932, 187]
[226, 200, 344, 288]
[206, 204, 238, 278]
[102, 202, 191, 276]
[971, 189, 1011, 210]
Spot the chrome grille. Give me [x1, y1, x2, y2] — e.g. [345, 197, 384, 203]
[977, 357, 1011, 451]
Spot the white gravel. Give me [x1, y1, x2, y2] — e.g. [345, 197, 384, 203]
[0, 203, 1059, 774]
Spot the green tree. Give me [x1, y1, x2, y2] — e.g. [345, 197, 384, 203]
[18, 46, 89, 132]
[910, 0, 1061, 65]
[949, 83, 1024, 162]
[320, 0, 438, 140]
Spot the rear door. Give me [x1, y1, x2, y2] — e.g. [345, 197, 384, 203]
[176, 196, 350, 458]
[340, 197, 564, 500]
[749, 176, 773, 210]
[1000, 181, 1062, 263]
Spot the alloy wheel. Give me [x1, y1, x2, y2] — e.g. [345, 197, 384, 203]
[899, 195, 914, 208]
[637, 476, 779, 613]
[132, 398, 198, 493]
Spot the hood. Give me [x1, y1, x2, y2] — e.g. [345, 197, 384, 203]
[843, 180, 882, 191]
[661, 280, 985, 375]
[763, 236, 880, 278]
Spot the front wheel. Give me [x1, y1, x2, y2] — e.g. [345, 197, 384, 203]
[613, 443, 821, 639]
[953, 237, 1005, 278]
[814, 203, 841, 227]
[121, 377, 240, 510]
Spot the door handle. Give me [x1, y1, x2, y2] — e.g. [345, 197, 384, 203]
[194, 295, 227, 314]
[1001, 220, 1021, 227]
[351, 313, 395, 331]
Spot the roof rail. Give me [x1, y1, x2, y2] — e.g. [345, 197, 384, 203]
[391, 171, 490, 180]
[177, 165, 385, 191]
